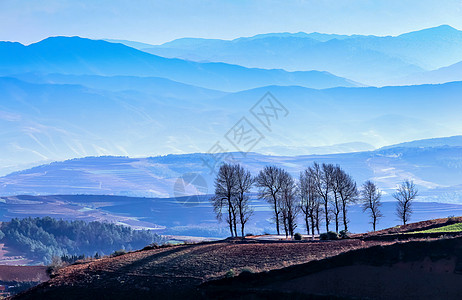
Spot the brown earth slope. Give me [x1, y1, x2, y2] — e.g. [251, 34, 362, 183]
[202, 237, 462, 299]
[12, 239, 392, 300]
[11, 218, 462, 300]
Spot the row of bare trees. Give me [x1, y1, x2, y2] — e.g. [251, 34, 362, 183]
[211, 162, 418, 238]
[211, 163, 254, 237]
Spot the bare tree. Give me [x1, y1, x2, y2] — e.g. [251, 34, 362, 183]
[233, 164, 254, 237]
[314, 200, 322, 235]
[309, 162, 334, 232]
[361, 180, 383, 231]
[299, 169, 321, 239]
[278, 170, 299, 238]
[330, 166, 342, 233]
[211, 163, 238, 237]
[334, 167, 358, 232]
[394, 179, 418, 226]
[256, 166, 283, 235]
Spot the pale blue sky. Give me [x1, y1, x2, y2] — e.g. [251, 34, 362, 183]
[1, 0, 462, 45]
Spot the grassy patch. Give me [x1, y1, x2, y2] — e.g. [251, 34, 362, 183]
[411, 223, 462, 234]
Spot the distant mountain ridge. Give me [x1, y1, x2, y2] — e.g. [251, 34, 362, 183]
[395, 60, 462, 85]
[380, 135, 462, 150]
[141, 25, 462, 85]
[1, 77, 462, 176]
[1, 138, 462, 202]
[0, 36, 359, 91]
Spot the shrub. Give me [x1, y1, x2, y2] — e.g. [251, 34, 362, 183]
[111, 249, 126, 257]
[447, 215, 457, 224]
[245, 233, 253, 237]
[320, 231, 339, 240]
[46, 256, 65, 278]
[294, 233, 302, 240]
[240, 267, 254, 276]
[225, 269, 235, 278]
[339, 230, 350, 239]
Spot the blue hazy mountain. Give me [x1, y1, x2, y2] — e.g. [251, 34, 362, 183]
[103, 39, 156, 50]
[12, 73, 227, 100]
[1, 141, 462, 203]
[396, 60, 462, 85]
[0, 36, 359, 91]
[142, 25, 462, 85]
[1, 77, 462, 176]
[256, 142, 375, 156]
[380, 135, 462, 150]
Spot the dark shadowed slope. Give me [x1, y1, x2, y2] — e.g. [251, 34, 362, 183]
[202, 237, 462, 300]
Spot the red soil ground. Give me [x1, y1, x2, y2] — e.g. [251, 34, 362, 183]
[13, 239, 394, 299]
[0, 244, 31, 266]
[0, 265, 48, 282]
[11, 218, 462, 300]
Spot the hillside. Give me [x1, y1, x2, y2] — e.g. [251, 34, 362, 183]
[12, 238, 395, 299]
[202, 237, 462, 299]
[2, 141, 462, 200]
[0, 37, 359, 91]
[11, 218, 462, 299]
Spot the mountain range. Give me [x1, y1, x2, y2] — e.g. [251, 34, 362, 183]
[0, 36, 358, 92]
[1, 26, 461, 195]
[1, 136, 462, 201]
[2, 75, 462, 176]
[140, 25, 462, 85]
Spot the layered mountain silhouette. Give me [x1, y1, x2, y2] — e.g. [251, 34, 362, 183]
[0, 36, 359, 91]
[141, 25, 462, 85]
[396, 60, 462, 85]
[1, 76, 462, 175]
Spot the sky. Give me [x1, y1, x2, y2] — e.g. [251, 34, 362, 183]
[1, 0, 461, 45]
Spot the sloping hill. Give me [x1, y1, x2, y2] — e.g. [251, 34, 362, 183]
[11, 225, 462, 300]
[0, 36, 359, 91]
[201, 237, 462, 299]
[12, 238, 392, 300]
[2, 142, 462, 200]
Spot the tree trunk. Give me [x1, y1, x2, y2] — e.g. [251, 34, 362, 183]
[342, 202, 348, 232]
[324, 200, 329, 232]
[335, 212, 339, 233]
[228, 209, 233, 237]
[305, 216, 310, 235]
[273, 195, 280, 235]
[310, 215, 315, 240]
[334, 195, 340, 233]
